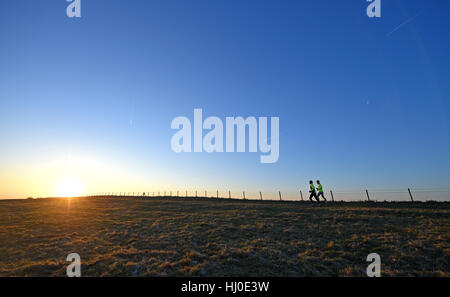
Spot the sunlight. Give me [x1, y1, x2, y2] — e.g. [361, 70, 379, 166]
[54, 176, 85, 197]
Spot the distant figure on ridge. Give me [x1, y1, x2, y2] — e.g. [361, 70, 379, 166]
[309, 180, 320, 203]
[316, 180, 327, 203]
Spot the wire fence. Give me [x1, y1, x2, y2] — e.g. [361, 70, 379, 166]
[86, 188, 450, 202]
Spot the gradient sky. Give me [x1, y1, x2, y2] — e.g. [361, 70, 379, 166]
[0, 0, 449, 200]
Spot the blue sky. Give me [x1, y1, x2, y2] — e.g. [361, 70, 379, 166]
[0, 0, 449, 200]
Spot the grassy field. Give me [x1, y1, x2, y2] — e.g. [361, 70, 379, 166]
[0, 197, 448, 276]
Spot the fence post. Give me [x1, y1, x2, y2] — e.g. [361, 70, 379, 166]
[217, 190, 219, 199]
[279, 191, 282, 201]
[330, 190, 334, 202]
[366, 189, 370, 201]
[300, 190, 304, 201]
[408, 188, 414, 202]
[229, 190, 231, 199]
[260, 192, 263, 200]
[243, 191, 246, 200]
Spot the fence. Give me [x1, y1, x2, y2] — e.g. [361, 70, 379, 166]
[86, 188, 450, 202]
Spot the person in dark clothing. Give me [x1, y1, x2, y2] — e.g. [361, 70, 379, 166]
[309, 180, 320, 203]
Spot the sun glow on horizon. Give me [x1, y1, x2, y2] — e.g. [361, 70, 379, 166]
[54, 176, 85, 197]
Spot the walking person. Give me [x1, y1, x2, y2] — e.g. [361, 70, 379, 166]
[309, 180, 319, 203]
[316, 180, 327, 203]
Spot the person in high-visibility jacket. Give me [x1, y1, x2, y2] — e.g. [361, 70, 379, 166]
[309, 180, 319, 202]
[316, 180, 327, 202]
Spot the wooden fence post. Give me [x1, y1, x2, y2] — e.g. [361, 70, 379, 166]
[300, 190, 304, 201]
[217, 190, 219, 199]
[243, 191, 246, 200]
[229, 190, 231, 199]
[330, 190, 334, 202]
[366, 189, 370, 201]
[260, 192, 263, 200]
[279, 191, 282, 201]
[408, 188, 414, 202]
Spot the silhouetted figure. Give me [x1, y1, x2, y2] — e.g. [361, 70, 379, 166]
[309, 180, 320, 203]
[316, 180, 327, 202]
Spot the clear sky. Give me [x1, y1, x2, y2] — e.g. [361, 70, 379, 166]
[0, 0, 449, 200]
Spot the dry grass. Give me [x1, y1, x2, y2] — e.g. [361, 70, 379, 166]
[0, 197, 448, 276]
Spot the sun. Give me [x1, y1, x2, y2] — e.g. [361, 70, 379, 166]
[54, 176, 85, 197]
